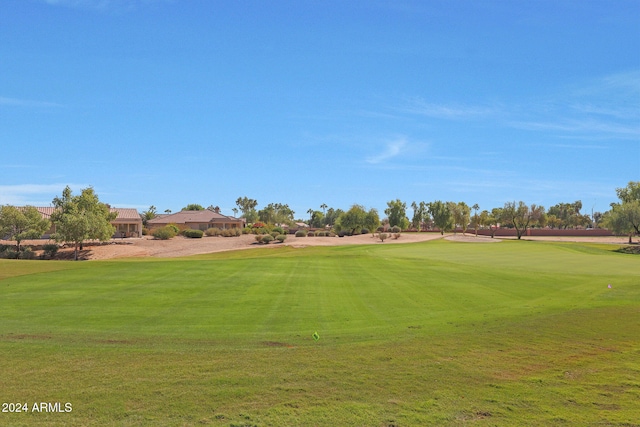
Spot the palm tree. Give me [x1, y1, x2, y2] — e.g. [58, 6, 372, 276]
[320, 203, 327, 215]
[232, 208, 238, 218]
[472, 204, 480, 236]
[307, 208, 314, 225]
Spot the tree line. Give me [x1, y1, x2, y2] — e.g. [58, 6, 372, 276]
[142, 181, 639, 243]
[2, 182, 639, 261]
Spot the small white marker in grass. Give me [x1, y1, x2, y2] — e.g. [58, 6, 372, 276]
[608, 284, 612, 289]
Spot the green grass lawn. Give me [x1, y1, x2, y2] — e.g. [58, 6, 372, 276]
[0, 240, 638, 426]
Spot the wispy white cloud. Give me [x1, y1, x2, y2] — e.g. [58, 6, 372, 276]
[365, 138, 408, 164]
[401, 97, 497, 120]
[0, 184, 87, 206]
[508, 70, 640, 140]
[510, 118, 640, 139]
[0, 96, 63, 108]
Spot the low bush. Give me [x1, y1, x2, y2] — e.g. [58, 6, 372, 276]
[0, 248, 18, 259]
[261, 234, 274, 244]
[255, 234, 264, 243]
[272, 226, 284, 235]
[295, 230, 307, 237]
[361, 228, 369, 234]
[276, 234, 287, 243]
[393, 233, 401, 239]
[379, 233, 389, 242]
[153, 226, 177, 240]
[142, 228, 149, 236]
[18, 247, 36, 260]
[183, 229, 204, 238]
[270, 231, 280, 238]
[205, 227, 221, 237]
[242, 227, 252, 234]
[223, 228, 241, 237]
[42, 244, 59, 259]
[167, 224, 180, 234]
[391, 226, 401, 233]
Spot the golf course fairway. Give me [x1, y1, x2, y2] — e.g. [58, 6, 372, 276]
[0, 239, 638, 426]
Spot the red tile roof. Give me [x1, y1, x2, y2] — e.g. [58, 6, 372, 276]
[147, 210, 242, 225]
[32, 207, 141, 222]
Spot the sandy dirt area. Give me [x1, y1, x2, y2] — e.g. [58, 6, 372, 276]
[3, 232, 633, 261]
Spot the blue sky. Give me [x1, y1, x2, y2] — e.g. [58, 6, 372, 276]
[1, 0, 639, 219]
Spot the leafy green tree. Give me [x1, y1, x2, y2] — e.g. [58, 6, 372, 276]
[0, 205, 50, 252]
[258, 203, 295, 226]
[364, 208, 380, 235]
[235, 197, 258, 223]
[182, 204, 205, 211]
[385, 199, 409, 230]
[51, 186, 117, 260]
[604, 201, 640, 244]
[547, 201, 586, 229]
[323, 207, 342, 227]
[309, 210, 325, 228]
[448, 201, 471, 235]
[502, 201, 545, 240]
[616, 181, 640, 204]
[411, 201, 429, 231]
[428, 200, 453, 235]
[335, 204, 367, 235]
[604, 182, 640, 243]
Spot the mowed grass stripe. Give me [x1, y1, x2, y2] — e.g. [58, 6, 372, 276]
[0, 240, 638, 426]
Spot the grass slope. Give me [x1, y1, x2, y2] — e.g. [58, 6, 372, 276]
[0, 240, 638, 426]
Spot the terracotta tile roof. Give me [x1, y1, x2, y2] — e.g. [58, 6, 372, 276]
[110, 208, 141, 221]
[147, 210, 242, 225]
[31, 207, 141, 222]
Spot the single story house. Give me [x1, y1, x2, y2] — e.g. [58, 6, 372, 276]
[35, 207, 143, 238]
[146, 210, 245, 231]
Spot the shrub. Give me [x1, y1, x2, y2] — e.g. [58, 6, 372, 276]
[153, 226, 177, 240]
[18, 247, 36, 260]
[393, 233, 401, 239]
[295, 230, 307, 237]
[255, 234, 264, 243]
[270, 231, 280, 238]
[272, 226, 284, 235]
[1, 249, 18, 259]
[391, 226, 401, 233]
[226, 228, 241, 237]
[142, 228, 149, 236]
[242, 227, 252, 234]
[379, 233, 389, 242]
[276, 234, 287, 243]
[167, 223, 180, 234]
[261, 234, 274, 244]
[183, 229, 204, 238]
[205, 227, 221, 237]
[361, 228, 369, 234]
[42, 244, 59, 259]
